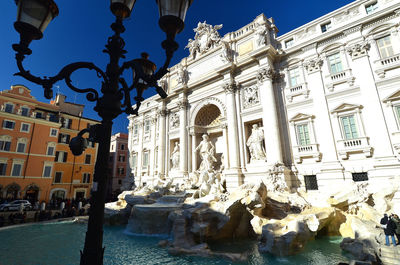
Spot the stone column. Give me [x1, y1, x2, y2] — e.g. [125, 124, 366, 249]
[149, 117, 157, 181]
[223, 81, 243, 189]
[191, 132, 197, 172]
[136, 120, 144, 186]
[157, 104, 167, 178]
[178, 98, 188, 177]
[257, 66, 284, 164]
[221, 123, 229, 169]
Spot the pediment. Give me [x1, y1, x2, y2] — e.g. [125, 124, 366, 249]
[289, 113, 314, 122]
[366, 23, 395, 36]
[331, 103, 362, 113]
[320, 42, 343, 53]
[383, 89, 400, 103]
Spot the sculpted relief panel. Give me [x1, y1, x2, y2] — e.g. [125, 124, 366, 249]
[242, 85, 260, 109]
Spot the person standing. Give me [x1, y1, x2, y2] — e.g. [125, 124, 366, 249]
[391, 214, 400, 245]
[381, 213, 397, 246]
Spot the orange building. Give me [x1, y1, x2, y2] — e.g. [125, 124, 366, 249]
[49, 94, 99, 201]
[0, 85, 99, 203]
[0, 85, 61, 203]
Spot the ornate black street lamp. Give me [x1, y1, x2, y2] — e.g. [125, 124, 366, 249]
[11, 0, 193, 264]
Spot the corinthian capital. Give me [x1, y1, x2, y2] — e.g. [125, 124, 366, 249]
[304, 57, 323, 74]
[346, 42, 370, 60]
[257, 66, 274, 84]
[157, 109, 168, 117]
[223, 81, 237, 94]
[177, 100, 188, 110]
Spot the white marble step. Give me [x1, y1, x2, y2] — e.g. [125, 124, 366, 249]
[379, 245, 400, 265]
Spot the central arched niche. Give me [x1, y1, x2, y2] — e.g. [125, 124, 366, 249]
[193, 104, 223, 170]
[194, 104, 221, 127]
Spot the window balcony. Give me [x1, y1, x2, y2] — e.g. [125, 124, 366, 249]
[375, 54, 400, 78]
[325, 69, 355, 92]
[286, 83, 310, 103]
[293, 143, 321, 163]
[337, 136, 372, 159]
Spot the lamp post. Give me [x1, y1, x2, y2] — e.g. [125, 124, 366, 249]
[11, 0, 193, 264]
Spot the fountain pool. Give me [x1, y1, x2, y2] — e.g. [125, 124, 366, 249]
[0, 221, 352, 265]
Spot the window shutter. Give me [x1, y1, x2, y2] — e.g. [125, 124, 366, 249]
[5, 142, 11, 151]
[63, 152, 68, 162]
[66, 135, 70, 144]
[55, 151, 59, 162]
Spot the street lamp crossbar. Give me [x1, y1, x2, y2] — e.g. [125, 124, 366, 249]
[10, 0, 193, 264]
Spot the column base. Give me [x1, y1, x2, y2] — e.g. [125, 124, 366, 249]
[224, 168, 244, 191]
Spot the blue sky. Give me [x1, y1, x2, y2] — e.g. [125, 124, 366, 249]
[0, 0, 353, 134]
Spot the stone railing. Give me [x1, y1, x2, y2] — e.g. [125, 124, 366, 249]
[375, 54, 400, 78]
[286, 83, 309, 102]
[325, 69, 355, 92]
[293, 143, 321, 163]
[337, 136, 372, 159]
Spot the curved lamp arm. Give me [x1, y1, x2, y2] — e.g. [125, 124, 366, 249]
[14, 50, 106, 101]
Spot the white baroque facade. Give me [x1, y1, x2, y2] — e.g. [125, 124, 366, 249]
[128, 0, 400, 193]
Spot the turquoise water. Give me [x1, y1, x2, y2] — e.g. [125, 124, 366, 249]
[0, 221, 351, 265]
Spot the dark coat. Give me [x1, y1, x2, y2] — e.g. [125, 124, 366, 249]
[392, 217, 400, 234]
[382, 217, 397, 236]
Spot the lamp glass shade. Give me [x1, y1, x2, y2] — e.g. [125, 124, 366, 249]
[156, 0, 192, 22]
[16, 0, 58, 34]
[110, 0, 136, 19]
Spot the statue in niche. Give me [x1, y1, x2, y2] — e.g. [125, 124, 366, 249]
[246, 124, 267, 161]
[171, 142, 180, 169]
[194, 134, 218, 171]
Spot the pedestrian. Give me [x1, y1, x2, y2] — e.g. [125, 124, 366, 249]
[381, 213, 397, 246]
[392, 214, 400, 245]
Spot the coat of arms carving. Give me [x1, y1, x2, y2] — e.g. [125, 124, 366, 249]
[185, 21, 223, 60]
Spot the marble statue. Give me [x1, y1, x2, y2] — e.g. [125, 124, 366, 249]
[177, 64, 189, 85]
[256, 23, 268, 46]
[220, 41, 233, 63]
[246, 124, 266, 161]
[194, 134, 217, 171]
[171, 142, 180, 169]
[170, 112, 179, 129]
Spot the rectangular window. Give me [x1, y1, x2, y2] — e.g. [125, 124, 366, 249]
[35, 112, 43, 119]
[82, 173, 91, 183]
[58, 133, 70, 144]
[304, 175, 318, 191]
[0, 163, 7, 175]
[55, 151, 68, 162]
[144, 120, 150, 133]
[47, 146, 55, 156]
[132, 154, 137, 168]
[49, 113, 58, 123]
[20, 107, 29, 117]
[365, 2, 378, 14]
[3, 120, 15, 130]
[50, 128, 58, 137]
[118, 155, 125, 162]
[85, 154, 91, 164]
[328, 53, 343, 74]
[142, 152, 149, 167]
[16, 143, 26, 153]
[20, 123, 30, 133]
[289, 68, 301, 87]
[133, 124, 138, 136]
[43, 165, 52, 178]
[321, 22, 331, 33]
[120, 144, 125, 150]
[341, 115, 358, 140]
[118, 168, 125, 175]
[0, 141, 11, 151]
[377, 35, 394, 59]
[11, 164, 22, 176]
[118, 179, 122, 185]
[54, 172, 62, 183]
[352, 172, 368, 182]
[4, 104, 13, 113]
[285, 39, 294, 48]
[296, 124, 311, 146]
